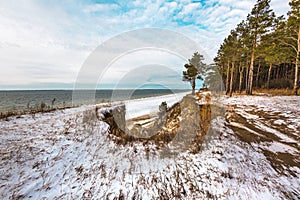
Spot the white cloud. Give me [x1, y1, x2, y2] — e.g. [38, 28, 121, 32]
[83, 3, 120, 13]
[180, 3, 201, 15]
[0, 0, 291, 89]
[99, 49, 186, 83]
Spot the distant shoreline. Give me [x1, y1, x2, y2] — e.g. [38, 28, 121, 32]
[0, 89, 191, 119]
[0, 88, 191, 92]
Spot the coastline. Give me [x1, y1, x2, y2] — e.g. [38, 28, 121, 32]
[0, 91, 190, 127]
[0, 89, 190, 118]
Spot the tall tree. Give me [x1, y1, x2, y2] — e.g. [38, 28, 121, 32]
[259, 16, 289, 89]
[286, 0, 300, 95]
[183, 52, 205, 94]
[246, 0, 275, 94]
[227, 28, 242, 97]
[215, 21, 250, 95]
[214, 0, 299, 93]
[235, 21, 251, 93]
[216, 37, 233, 94]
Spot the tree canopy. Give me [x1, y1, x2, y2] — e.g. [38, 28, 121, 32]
[183, 52, 205, 93]
[214, 0, 300, 95]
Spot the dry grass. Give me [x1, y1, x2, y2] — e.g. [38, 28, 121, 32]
[0, 103, 74, 121]
[253, 88, 295, 96]
[231, 88, 296, 96]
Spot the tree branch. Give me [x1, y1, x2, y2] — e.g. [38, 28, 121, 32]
[279, 41, 298, 53]
[285, 36, 298, 42]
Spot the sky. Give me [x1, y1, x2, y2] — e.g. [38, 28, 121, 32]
[0, 0, 290, 90]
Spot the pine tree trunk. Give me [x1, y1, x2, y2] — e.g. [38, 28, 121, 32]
[239, 64, 244, 94]
[256, 59, 261, 88]
[247, 48, 255, 95]
[276, 66, 280, 79]
[225, 60, 230, 95]
[229, 61, 235, 97]
[293, 26, 300, 95]
[285, 63, 288, 79]
[294, 52, 299, 95]
[267, 63, 273, 89]
[192, 78, 196, 94]
[245, 60, 249, 91]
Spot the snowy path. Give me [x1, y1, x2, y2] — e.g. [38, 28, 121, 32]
[0, 94, 299, 199]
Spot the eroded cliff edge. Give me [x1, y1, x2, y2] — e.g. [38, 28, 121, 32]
[96, 91, 212, 153]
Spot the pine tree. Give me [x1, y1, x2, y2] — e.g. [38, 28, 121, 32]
[183, 52, 205, 94]
[246, 0, 275, 94]
[214, 21, 249, 96]
[259, 16, 289, 89]
[236, 20, 252, 93]
[214, 0, 299, 93]
[227, 30, 239, 97]
[286, 0, 300, 95]
[214, 40, 230, 94]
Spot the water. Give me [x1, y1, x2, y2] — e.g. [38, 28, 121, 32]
[0, 89, 189, 113]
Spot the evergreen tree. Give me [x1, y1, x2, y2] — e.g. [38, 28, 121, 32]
[286, 0, 300, 95]
[214, 0, 298, 93]
[236, 20, 252, 93]
[258, 16, 289, 89]
[183, 52, 205, 94]
[214, 39, 231, 94]
[246, 0, 275, 94]
[227, 30, 239, 97]
[214, 21, 249, 96]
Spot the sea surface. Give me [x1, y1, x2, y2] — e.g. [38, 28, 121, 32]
[0, 89, 189, 113]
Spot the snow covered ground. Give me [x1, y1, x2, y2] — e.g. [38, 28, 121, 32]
[0, 93, 299, 199]
[124, 91, 189, 119]
[222, 95, 300, 198]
